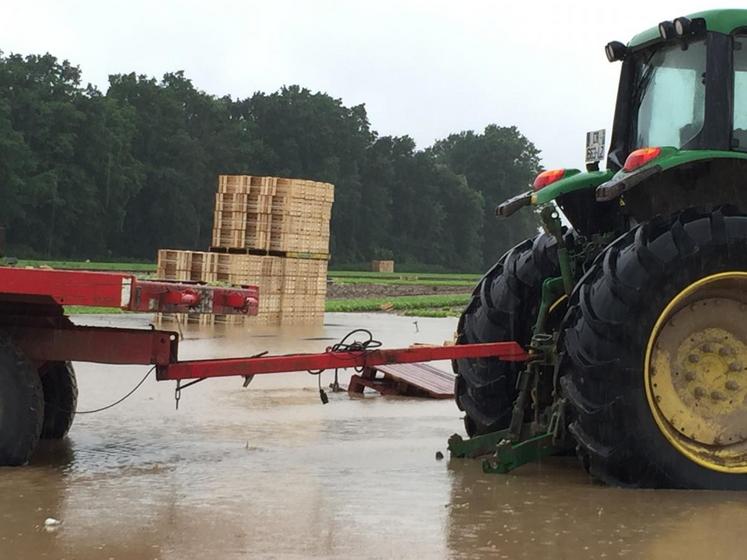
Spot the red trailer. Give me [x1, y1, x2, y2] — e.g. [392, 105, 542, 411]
[0, 266, 526, 466]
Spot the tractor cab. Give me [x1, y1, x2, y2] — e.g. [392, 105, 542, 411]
[598, 10, 747, 217]
[498, 10, 747, 234]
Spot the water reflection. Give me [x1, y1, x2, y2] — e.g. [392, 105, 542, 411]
[445, 456, 747, 559]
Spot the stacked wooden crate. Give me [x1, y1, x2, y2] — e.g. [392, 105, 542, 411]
[215, 254, 286, 325]
[280, 258, 328, 325]
[269, 179, 334, 255]
[157, 175, 333, 327]
[211, 175, 277, 251]
[157, 250, 219, 283]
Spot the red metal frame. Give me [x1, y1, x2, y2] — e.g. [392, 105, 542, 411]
[156, 342, 527, 381]
[10, 325, 177, 366]
[0, 267, 529, 384]
[0, 267, 258, 315]
[0, 266, 257, 368]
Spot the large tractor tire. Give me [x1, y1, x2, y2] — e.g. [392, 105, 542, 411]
[561, 208, 747, 489]
[455, 233, 563, 435]
[40, 361, 78, 439]
[0, 334, 44, 466]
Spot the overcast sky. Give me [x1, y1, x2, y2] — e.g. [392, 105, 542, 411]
[3, 1, 744, 168]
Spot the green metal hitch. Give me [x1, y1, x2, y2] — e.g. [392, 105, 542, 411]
[481, 432, 557, 474]
[540, 206, 573, 295]
[447, 205, 573, 475]
[448, 426, 561, 475]
[448, 428, 513, 459]
[533, 277, 565, 337]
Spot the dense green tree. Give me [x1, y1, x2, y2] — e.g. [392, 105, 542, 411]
[431, 125, 541, 267]
[0, 51, 542, 272]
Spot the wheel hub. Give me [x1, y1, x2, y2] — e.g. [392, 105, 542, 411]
[646, 273, 747, 473]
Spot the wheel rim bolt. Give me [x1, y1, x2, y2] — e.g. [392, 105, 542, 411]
[694, 387, 706, 399]
[701, 343, 713, 353]
[729, 362, 742, 372]
[685, 371, 696, 382]
[720, 347, 734, 357]
[726, 380, 740, 391]
[711, 390, 725, 401]
[688, 354, 700, 363]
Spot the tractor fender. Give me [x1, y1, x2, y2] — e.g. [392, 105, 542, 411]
[596, 149, 747, 201]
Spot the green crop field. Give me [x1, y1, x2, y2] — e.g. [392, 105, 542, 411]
[328, 270, 479, 282]
[325, 294, 469, 316]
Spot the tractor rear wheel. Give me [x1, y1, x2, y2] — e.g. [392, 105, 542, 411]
[0, 334, 44, 466]
[40, 361, 78, 439]
[455, 233, 564, 435]
[561, 208, 747, 489]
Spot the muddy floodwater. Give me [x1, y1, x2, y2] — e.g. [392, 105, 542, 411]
[3, 313, 747, 559]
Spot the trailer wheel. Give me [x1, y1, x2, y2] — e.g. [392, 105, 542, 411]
[455, 233, 564, 435]
[0, 334, 44, 466]
[40, 361, 78, 439]
[561, 208, 747, 489]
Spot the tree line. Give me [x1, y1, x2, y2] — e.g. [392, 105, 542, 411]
[0, 52, 541, 271]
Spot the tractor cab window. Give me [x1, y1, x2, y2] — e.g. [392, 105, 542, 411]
[732, 36, 747, 149]
[633, 40, 707, 150]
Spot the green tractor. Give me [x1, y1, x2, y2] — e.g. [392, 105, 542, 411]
[451, 9, 747, 490]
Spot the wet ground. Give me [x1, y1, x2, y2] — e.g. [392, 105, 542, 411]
[2, 313, 747, 559]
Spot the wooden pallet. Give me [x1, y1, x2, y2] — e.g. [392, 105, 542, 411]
[347, 363, 455, 399]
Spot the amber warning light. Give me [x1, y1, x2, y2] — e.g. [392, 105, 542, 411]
[623, 147, 662, 172]
[533, 169, 565, 191]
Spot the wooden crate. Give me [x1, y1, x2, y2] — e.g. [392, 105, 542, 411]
[190, 252, 219, 282]
[270, 179, 333, 254]
[243, 212, 272, 252]
[218, 175, 251, 194]
[275, 179, 335, 202]
[212, 175, 334, 256]
[158, 250, 219, 282]
[157, 250, 192, 281]
[371, 260, 395, 273]
[156, 252, 328, 328]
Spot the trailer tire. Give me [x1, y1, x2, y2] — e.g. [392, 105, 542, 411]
[561, 208, 747, 489]
[454, 233, 564, 435]
[0, 334, 44, 466]
[40, 361, 78, 439]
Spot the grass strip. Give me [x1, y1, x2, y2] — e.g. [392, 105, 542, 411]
[17, 259, 156, 272]
[328, 270, 479, 282]
[325, 293, 470, 313]
[64, 306, 123, 314]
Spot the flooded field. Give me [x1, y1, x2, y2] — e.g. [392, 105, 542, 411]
[2, 313, 747, 559]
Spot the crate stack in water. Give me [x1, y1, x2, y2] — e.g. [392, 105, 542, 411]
[157, 175, 333, 326]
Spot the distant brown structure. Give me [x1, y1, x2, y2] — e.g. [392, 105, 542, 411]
[371, 260, 394, 273]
